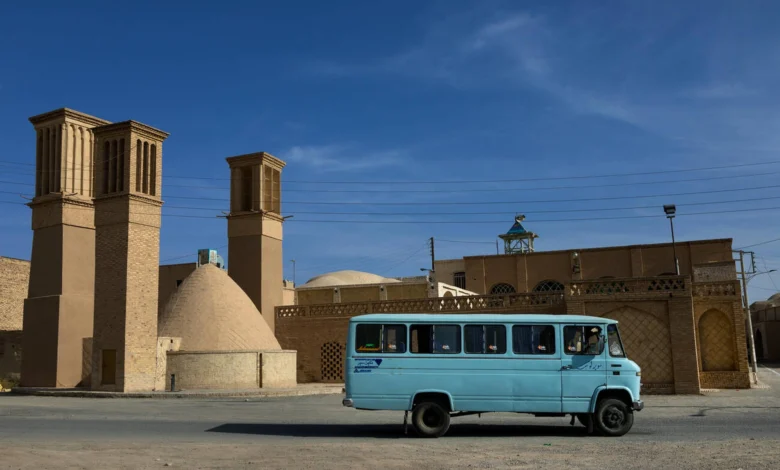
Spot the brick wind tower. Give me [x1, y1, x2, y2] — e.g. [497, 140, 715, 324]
[90, 121, 169, 392]
[21, 108, 110, 388]
[225, 152, 285, 332]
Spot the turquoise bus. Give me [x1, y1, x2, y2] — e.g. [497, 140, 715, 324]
[342, 313, 643, 438]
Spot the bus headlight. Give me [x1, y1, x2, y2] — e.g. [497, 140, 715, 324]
[636, 371, 642, 377]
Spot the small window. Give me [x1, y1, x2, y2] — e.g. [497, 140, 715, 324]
[465, 325, 506, 354]
[607, 324, 625, 357]
[563, 325, 604, 355]
[512, 325, 556, 355]
[411, 324, 461, 354]
[355, 324, 406, 353]
[490, 283, 516, 295]
[453, 272, 466, 289]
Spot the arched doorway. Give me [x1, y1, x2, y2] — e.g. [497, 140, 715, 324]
[698, 310, 737, 371]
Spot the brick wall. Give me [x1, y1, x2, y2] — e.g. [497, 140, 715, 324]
[165, 349, 296, 390]
[0, 257, 29, 331]
[277, 277, 750, 393]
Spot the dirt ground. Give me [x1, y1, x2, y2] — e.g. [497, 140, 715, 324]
[2, 439, 778, 470]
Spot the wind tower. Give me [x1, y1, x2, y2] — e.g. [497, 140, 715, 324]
[21, 108, 110, 388]
[225, 152, 286, 332]
[90, 120, 169, 392]
[498, 215, 538, 254]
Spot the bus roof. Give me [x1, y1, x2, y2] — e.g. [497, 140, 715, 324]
[348, 313, 618, 324]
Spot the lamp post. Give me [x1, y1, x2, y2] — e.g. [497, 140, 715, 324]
[663, 205, 680, 275]
[290, 259, 296, 285]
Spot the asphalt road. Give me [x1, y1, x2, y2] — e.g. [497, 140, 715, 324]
[1, 365, 779, 469]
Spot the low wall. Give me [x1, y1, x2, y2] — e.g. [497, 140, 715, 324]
[166, 350, 296, 391]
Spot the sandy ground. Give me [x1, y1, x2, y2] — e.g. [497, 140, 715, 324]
[2, 366, 779, 469]
[2, 439, 778, 469]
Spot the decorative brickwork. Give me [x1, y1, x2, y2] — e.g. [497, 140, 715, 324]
[597, 306, 674, 385]
[320, 342, 345, 382]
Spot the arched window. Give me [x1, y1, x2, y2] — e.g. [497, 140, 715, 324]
[533, 280, 564, 292]
[490, 283, 516, 295]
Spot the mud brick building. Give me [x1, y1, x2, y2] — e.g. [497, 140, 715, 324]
[276, 233, 751, 394]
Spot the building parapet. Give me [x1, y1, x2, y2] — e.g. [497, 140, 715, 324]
[277, 291, 565, 319]
[691, 280, 741, 299]
[277, 275, 743, 321]
[569, 276, 688, 297]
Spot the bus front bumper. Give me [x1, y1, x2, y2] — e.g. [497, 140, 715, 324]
[343, 398, 354, 408]
[632, 400, 644, 411]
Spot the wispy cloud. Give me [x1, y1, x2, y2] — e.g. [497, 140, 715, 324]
[685, 83, 759, 100]
[281, 144, 405, 172]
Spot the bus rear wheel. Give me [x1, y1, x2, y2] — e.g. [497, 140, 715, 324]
[411, 401, 451, 438]
[594, 398, 634, 437]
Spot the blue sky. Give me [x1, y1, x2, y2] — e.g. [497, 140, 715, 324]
[2, 0, 780, 301]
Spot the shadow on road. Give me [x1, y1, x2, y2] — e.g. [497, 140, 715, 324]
[205, 422, 651, 438]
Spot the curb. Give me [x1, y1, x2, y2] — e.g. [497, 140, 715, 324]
[10, 386, 345, 399]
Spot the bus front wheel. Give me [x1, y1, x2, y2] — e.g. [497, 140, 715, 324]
[411, 401, 451, 438]
[593, 398, 634, 437]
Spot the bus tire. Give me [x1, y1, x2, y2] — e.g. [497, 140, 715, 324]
[411, 401, 451, 438]
[594, 398, 634, 437]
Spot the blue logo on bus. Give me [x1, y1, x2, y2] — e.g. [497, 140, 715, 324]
[354, 358, 383, 373]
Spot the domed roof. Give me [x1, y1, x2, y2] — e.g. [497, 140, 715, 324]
[299, 270, 401, 288]
[159, 264, 281, 351]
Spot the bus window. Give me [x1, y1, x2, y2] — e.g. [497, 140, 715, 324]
[465, 325, 507, 354]
[512, 325, 556, 355]
[411, 324, 461, 354]
[383, 324, 407, 353]
[355, 324, 407, 353]
[564, 325, 603, 355]
[607, 324, 625, 357]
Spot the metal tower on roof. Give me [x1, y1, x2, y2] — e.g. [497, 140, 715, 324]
[498, 215, 538, 254]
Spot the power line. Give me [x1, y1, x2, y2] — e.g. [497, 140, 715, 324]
[4, 199, 780, 223]
[158, 159, 780, 184]
[164, 183, 780, 205]
[437, 239, 496, 245]
[2, 158, 779, 185]
[5, 193, 780, 217]
[4, 168, 780, 194]
[737, 236, 780, 250]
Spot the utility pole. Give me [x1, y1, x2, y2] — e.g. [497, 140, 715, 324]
[737, 250, 759, 384]
[429, 237, 435, 273]
[496, 240, 499, 255]
[290, 259, 296, 285]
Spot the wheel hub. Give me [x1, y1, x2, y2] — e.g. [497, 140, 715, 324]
[603, 406, 625, 428]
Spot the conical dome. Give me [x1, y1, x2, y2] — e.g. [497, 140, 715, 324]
[159, 264, 281, 351]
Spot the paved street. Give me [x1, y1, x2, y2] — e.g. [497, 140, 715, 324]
[1, 365, 780, 469]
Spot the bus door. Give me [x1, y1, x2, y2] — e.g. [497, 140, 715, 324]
[560, 324, 608, 413]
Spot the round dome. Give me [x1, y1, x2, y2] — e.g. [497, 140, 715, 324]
[300, 270, 401, 288]
[159, 264, 281, 351]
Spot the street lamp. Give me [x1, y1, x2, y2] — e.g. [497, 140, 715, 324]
[663, 205, 680, 275]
